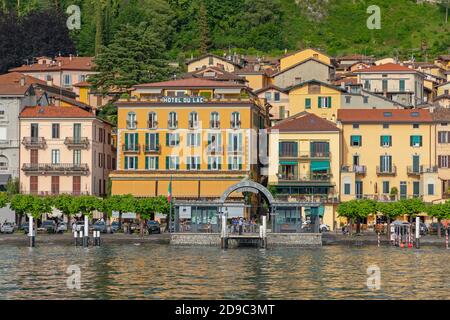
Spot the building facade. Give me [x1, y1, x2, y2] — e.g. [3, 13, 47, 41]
[19, 106, 114, 196]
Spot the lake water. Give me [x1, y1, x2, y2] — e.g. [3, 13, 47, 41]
[0, 244, 448, 299]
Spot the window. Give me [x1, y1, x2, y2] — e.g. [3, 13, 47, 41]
[382, 181, 390, 194]
[30, 176, 38, 194]
[383, 123, 389, 129]
[124, 133, 139, 151]
[73, 123, 81, 142]
[208, 156, 222, 170]
[318, 96, 332, 108]
[51, 176, 59, 195]
[63, 74, 72, 86]
[127, 112, 137, 129]
[231, 112, 241, 129]
[168, 112, 178, 129]
[350, 135, 362, 147]
[73, 150, 81, 165]
[73, 176, 81, 195]
[438, 131, 450, 143]
[210, 112, 220, 128]
[78, 75, 86, 82]
[145, 133, 159, 151]
[98, 128, 103, 143]
[186, 156, 201, 170]
[382, 79, 388, 91]
[51, 149, 60, 164]
[345, 96, 351, 104]
[399, 79, 405, 92]
[0, 156, 8, 170]
[228, 156, 242, 170]
[166, 156, 179, 170]
[30, 150, 38, 164]
[265, 92, 272, 101]
[0, 127, 6, 141]
[353, 124, 360, 129]
[166, 133, 180, 147]
[427, 183, 434, 195]
[380, 135, 392, 147]
[189, 111, 198, 129]
[207, 133, 222, 152]
[124, 156, 138, 170]
[279, 142, 298, 157]
[52, 124, 60, 139]
[274, 92, 280, 102]
[147, 112, 157, 129]
[380, 155, 392, 173]
[305, 98, 311, 109]
[364, 80, 370, 90]
[363, 96, 369, 104]
[187, 132, 201, 147]
[413, 181, 420, 197]
[410, 135, 422, 147]
[228, 133, 243, 152]
[438, 155, 450, 168]
[412, 123, 419, 129]
[344, 183, 351, 195]
[145, 156, 159, 170]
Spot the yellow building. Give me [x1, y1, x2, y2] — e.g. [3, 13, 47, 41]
[279, 48, 332, 71]
[435, 81, 450, 108]
[110, 78, 269, 200]
[268, 112, 341, 230]
[287, 80, 345, 122]
[186, 54, 241, 73]
[338, 109, 441, 206]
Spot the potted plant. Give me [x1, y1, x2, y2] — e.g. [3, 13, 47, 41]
[390, 187, 398, 201]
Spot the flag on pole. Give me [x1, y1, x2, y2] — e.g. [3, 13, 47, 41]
[167, 175, 172, 203]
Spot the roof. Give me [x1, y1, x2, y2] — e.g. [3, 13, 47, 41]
[271, 57, 333, 77]
[433, 108, 450, 121]
[269, 112, 339, 132]
[0, 84, 33, 96]
[437, 81, 450, 88]
[355, 63, 420, 74]
[434, 94, 450, 101]
[186, 53, 241, 68]
[181, 66, 245, 82]
[52, 95, 93, 111]
[134, 78, 245, 89]
[280, 48, 332, 60]
[437, 55, 450, 61]
[9, 56, 94, 72]
[19, 106, 95, 118]
[333, 77, 359, 86]
[337, 109, 433, 123]
[285, 79, 347, 93]
[73, 81, 91, 87]
[254, 85, 287, 95]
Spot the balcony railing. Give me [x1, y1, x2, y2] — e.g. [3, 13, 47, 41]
[207, 144, 223, 154]
[22, 137, 46, 149]
[64, 137, 89, 149]
[188, 120, 199, 129]
[22, 163, 89, 175]
[230, 121, 241, 129]
[407, 165, 438, 175]
[280, 151, 330, 159]
[126, 120, 137, 129]
[376, 166, 397, 176]
[341, 165, 367, 175]
[122, 144, 141, 153]
[359, 194, 422, 202]
[147, 120, 158, 129]
[144, 144, 161, 154]
[278, 173, 332, 183]
[210, 120, 220, 129]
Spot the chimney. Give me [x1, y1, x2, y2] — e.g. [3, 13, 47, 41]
[20, 77, 26, 87]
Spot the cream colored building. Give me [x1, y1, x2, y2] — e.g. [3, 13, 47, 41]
[19, 106, 114, 196]
[186, 54, 241, 73]
[279, 48, 332, 71]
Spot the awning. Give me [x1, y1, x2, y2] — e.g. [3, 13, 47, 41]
[280, 160, 298, 165]
[0, 174, 11, 186]
[310, 161, 330, 171]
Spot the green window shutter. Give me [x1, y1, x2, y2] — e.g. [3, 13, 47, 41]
[145, 133, 149, 147]
[166, 133, 169, 146]
[176, 158, 180, 170]
[419, 136, 423, 146]
[124, 157, 128, 170]
[218, 159, 222, 170]
[228, 157, 232, 170]
[410, 136, 413, 146]
[327, 97, 332, 108]
[165, 156, 169, 169]
[134, 157, 138, 169]
[238, 133, 243, 151]
[279, 142, 282, 157]
[155, 133, 159, 146]
[318, 97, 322, 108]
[134, 133, 138, 145]
[125, 133, 129, 147]
[145, 156, 149, 169]
[207, 133, 211, 145]
[155, 157, 159, 169]
[305, 98, 311, 109]
[207, 157, 211, 170]
[359, 136, 362, 146]
[176, 133, 180, 145]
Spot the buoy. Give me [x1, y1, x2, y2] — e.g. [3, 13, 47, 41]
[400, 242, 405, 248]
[408, 243, 413, 249]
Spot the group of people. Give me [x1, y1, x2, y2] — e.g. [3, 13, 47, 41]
[230, 217, 257, 235]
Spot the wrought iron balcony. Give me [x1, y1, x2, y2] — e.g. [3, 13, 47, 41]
[278, 173, 332, 183]
[188, 120, 199, 129]
[126, 120, 137, 129]
[122, 144, 141, 153]
[280, 151, 331, 159]
[376, 166, 397, 176]
[210, 120, 220, 129]
[144, 144, 161, 154]
[147, 120, 158, 129]
[207, 144, 223, 154]
[230, 120, 241, 129]
[64, 137, 89, 149]
[341, 165, 367, 175]
[22, 163, 89, 175]
[22, 137, 46, 149]
[407, 165, 438, 175]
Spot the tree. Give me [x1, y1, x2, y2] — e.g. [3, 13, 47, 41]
[6, 177, 19, 195]
[103, 194, 136, 230]
[88, 22, 175, 94]
[52, 194, 81, 222]
[337, 200, 359, 235]
[356, 199, 377, 234]
[134, 197, 155, 237]
[9, 194, 34, 228]
[76, 195, 103, 218]
[426, 202, 450, 238]
[399, 198, 425, 223]
[377, 201, 406, 240]
[0, 192, 9, 211]
[94, 0, 103, 56]
[197, 0, 210, 54]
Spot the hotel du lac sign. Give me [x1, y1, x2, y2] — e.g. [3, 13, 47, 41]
[160, 96, 205, 104]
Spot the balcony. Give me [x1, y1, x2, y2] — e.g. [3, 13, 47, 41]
[144, 144, 161, 154]
[64, 137, 89, 149]
[210, 120, 220, 129]
[122, 144, 141, 154]
[278, 173, 332, 183]
[376, 166, 397, 176]
[22, 137, 46, 149]
[341, 165, 367, 175]
[407, 165, 438, 176]
[207, 144, 223, 154]
[188, 120, 199, 130]
[22, 163, 89, 175]
[168, 121, 178, 130]
[147, 120, 158, 129]
[126, 120, 137, 129]
[280, 151, 330, 159]
[230, 121, 241, 129]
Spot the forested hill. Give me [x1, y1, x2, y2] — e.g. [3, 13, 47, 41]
[1, 0, 449, 69]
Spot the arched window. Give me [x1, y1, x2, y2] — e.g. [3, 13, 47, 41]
[189, 111, 198, 129]
[127, 112, 137, 129]
[231, 112, 241, 129]
[168, 112, 178, 129]
[210, 112, 220, 129]
[148, 112, 158, 129]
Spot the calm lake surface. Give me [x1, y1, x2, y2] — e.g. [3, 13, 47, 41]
[0, 244, 448, 300]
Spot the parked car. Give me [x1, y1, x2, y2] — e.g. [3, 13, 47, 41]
[41, 220, 56, 233]
[74, 221, 85, 232]
[21, 223, 30, 234]
[56, 222, 67, 234]
[111, 221, 120, 233]
[93, 220, 107, 233]
[147, 220, 161, 234]
[428, 223, 447, 236]
[1, 222, 15, 234]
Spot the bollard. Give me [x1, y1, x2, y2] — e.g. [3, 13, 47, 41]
[446, 229, 449, 250]
[83, 215, 89, 248]
[377, 232, 380, 247]
[28, 215, 35, 248]
[98, 230, 101, 247]
[415, 217, 420, 249]
[79, 230, 84, 247]
[74, 230, 78, 246]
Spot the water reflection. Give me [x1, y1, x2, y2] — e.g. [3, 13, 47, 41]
[0, 245, 448, 299]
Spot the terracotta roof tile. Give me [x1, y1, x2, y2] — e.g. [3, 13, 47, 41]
[337, 109, 433, 123]
[355, 63, 418, 73]
[270, 112, 339, 132]
[19, 106, 94, 118]
[9, 56, 94, 72]
[134, 78, 244, 88]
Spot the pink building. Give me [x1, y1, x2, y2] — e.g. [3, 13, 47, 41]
[19, 106, 115, 196]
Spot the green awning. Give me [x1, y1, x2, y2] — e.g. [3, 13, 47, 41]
[306, 206, 324, 217]
[280, 160, 298, 165]
[310, 161, 330, 171]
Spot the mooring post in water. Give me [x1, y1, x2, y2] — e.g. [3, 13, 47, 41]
[377, 232, 380, 247]
[262, 215, 267, 248]
[83, 215, 89, 248]
[446, 228, 449, 250]
[74, 229, 78, 246]
[28, 215, 35, 248]
[415, 217, 420, 249]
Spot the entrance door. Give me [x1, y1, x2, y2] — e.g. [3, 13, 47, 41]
[412, 155, 420, 173]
